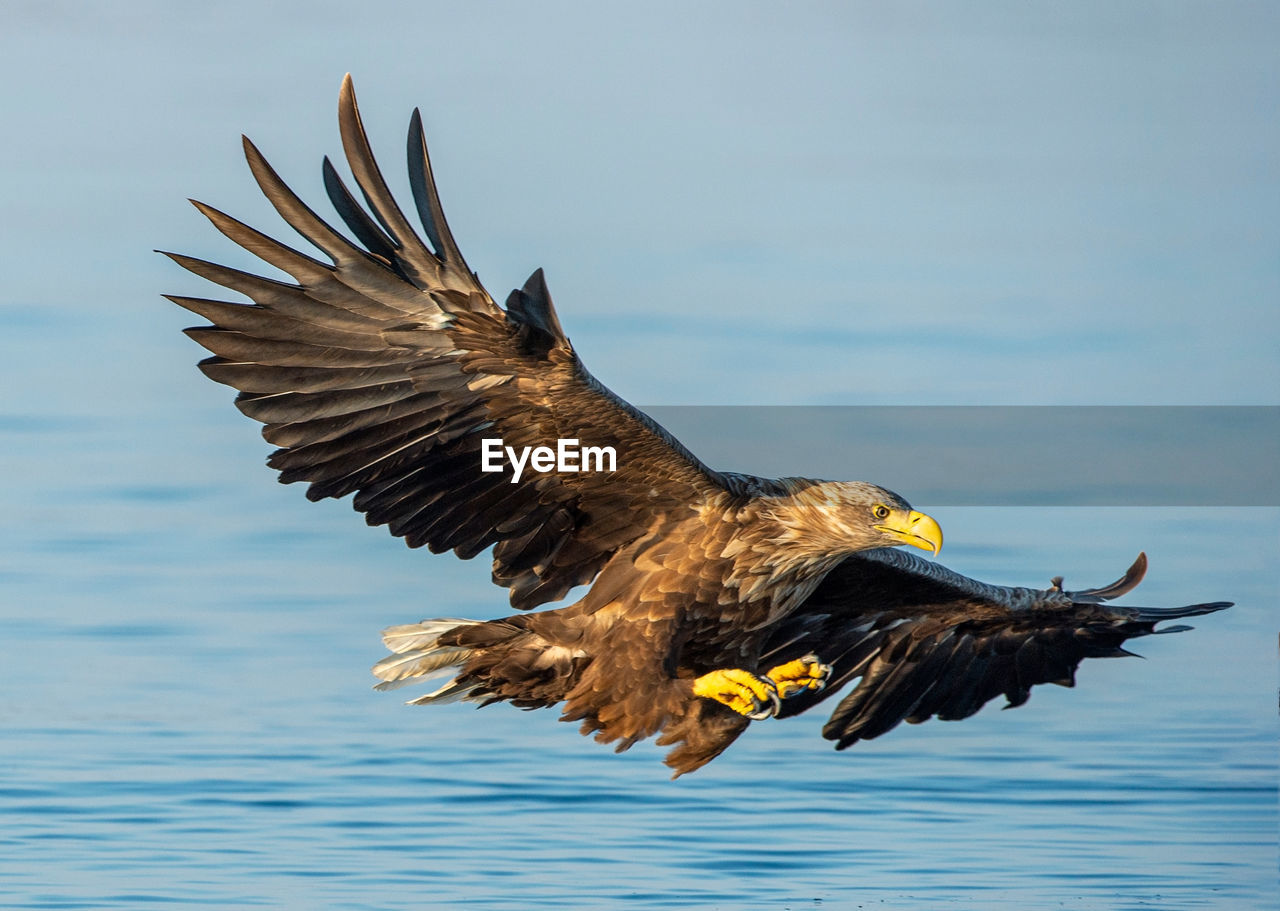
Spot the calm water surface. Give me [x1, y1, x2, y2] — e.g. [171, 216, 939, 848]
[2, 424, 1274, 908]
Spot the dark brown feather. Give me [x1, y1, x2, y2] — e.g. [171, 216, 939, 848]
[172, 75, 731, 612]
[762, 548, 1231, 749]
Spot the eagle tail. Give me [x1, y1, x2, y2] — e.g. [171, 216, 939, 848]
[372, 613, 587, 710]
[372, 618, 485, 703]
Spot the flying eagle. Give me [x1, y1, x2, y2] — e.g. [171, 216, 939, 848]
[168, 77, 1230, 776]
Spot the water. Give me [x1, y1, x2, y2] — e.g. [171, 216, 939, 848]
[2, 3, 1277, 909]
[3, 431, 1275, 908]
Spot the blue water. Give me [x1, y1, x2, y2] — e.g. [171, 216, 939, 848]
[2, 3, 1277, 909]
[3, 429, 1275, 909]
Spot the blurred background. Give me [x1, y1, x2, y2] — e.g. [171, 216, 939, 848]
[1, 3, 1275, 909]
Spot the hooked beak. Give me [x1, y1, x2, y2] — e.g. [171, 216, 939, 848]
[874, 509, 943, 556]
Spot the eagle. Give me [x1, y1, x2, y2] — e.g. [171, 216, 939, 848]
[167, 76, 1230, 776]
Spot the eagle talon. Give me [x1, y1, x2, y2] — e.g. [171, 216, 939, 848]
[765, 653, 832, 699]
[692, 668, 781, 719]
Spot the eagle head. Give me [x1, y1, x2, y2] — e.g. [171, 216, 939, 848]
[764, 479, 943, 562]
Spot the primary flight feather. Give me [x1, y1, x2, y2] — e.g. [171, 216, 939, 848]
[169, 76, 1228, 775]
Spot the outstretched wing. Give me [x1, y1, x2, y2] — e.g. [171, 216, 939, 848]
[761, 549, 1231, 748]
[165, 75, 733, 609]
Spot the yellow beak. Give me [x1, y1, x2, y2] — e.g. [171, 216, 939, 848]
[874, 509, 943, 556]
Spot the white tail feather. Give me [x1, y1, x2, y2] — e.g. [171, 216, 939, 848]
[381, 618, 480, 654]
[372, 646, 473, 689]
[407, 679, 483, 705]
[372, 618, 483, 695]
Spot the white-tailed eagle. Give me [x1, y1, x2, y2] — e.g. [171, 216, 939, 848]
[168, 77, 1229, 776]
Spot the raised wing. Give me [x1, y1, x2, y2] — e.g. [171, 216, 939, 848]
[761, 549, 1231, 747]
[165, 75, 731, 609]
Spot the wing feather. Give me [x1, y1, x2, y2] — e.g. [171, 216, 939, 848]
[171, 76, 733, 608]
[322, 156, 400, 263]
[407, 108, 470, 273]
[765, 549, 1232, 747]
[335, 76, 475, 296]
[244, 136, 376, 269]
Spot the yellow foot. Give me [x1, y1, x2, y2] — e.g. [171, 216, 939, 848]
[692, 668, 781, 720]
[766, 653, 832, 699]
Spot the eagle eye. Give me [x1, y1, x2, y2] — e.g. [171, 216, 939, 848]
[871, 504, 890, 520]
